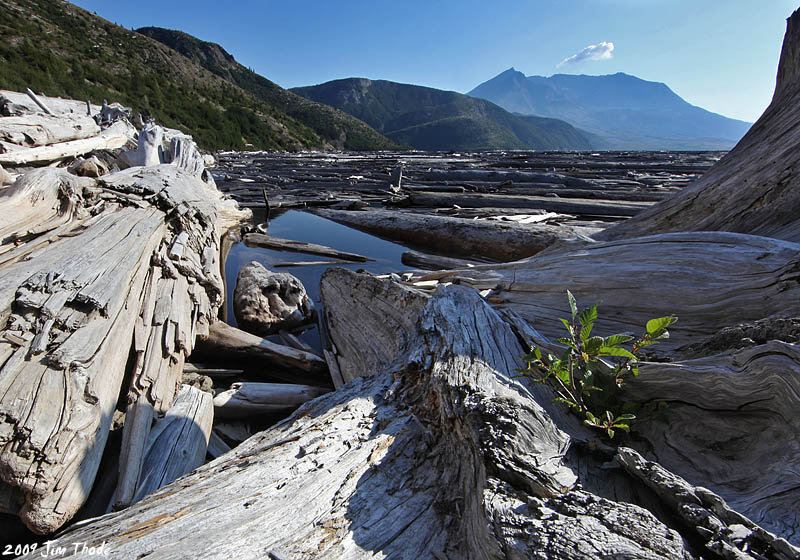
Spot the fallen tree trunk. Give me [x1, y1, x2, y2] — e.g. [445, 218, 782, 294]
[24, 271, 799, 559]
[477, 231, 800, 353]
[311, 208, 591, 261]
[0, 113, 100, 147]
[407, 192, 652, 217]
[213, 381, 330, 418]
[0, 120, 135, 166]
[243, 232, 371, 262]
[196, 321, 328, 376]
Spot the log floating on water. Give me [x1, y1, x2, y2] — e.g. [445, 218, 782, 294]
[243, 232, 372, 262]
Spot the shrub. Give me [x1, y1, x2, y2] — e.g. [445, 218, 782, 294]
[518, 290, 676, 438]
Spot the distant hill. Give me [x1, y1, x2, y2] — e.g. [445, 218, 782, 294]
[468, 68, 753, 150]
[136, 27, 401, 151]
[0, 0, 397, 151]
[292, 78, 595, 151]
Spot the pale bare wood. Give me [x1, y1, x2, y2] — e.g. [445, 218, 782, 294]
[213, 382, 330, 418]
[0, 120, 135, 165]
[26, 88, 53, 115]
[400, 250, 483, 271]
[132, 385, 213, 504]
[243, 232, 371, 262]
[0, 114, 100, 147]
[197, 321, 327, 375]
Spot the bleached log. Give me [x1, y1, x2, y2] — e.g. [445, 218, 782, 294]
[0, 114, 100, 147]
[26, 275, 794, 559]
[243, 232, 371, 262]
[312, 208, 590, 261]
[197, 321, 327, 375]
[401, 250, 483, 270]
[407, 192, 652, 217]
[482, 231, 800, 352]
[26, 88, 53, 115]
[213, 382, 330, 418]
[132, 385, 213, 504]
[0, 160, 246, 531]
[0, 120, 135, 165]
[621, 342, 800, 542]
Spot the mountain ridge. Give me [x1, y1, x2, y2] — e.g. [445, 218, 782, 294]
[292, 77, 596, 151]
[0, 0, 398, 151]
[468, 68, 752, 149]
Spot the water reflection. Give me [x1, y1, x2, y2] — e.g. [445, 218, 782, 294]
[224, 209, 412, 351]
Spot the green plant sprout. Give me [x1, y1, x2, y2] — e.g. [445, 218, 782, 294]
[518, 290, 676, 438]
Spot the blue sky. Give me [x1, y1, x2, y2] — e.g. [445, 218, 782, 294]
[71, 0, 797, 123]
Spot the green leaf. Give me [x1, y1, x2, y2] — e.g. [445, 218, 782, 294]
[579, 322, 593, 342]
[567, 290, 577, 321]
[555, 369, 571, 384]
[533, 347, 542, 360]
[599, 346, 637, 359]
[616, 413, 636, 421]
[606, 428, 615, 438]
[613, 424, 630, 433]
[604, 334, 634, 347]
[559, 318, 572, 333]
[585, 411, 596, 422]
[579, 304, 598, 326]
[584, 336, 604, 354]
[646, 315, 677, 335]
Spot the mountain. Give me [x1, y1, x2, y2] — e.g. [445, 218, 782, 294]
[0, 0, 398, 151]
[468, 68, 752, 150]
[292, 78, 595, 151]
[136, 27, 401, 151]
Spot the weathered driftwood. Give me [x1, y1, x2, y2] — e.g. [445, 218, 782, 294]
[401, 250, 484, 270]
[0, 120, 135, 165]
[598, 10, 800, 243]
[196, 321, 327, 375]
[132, 385, 213, 504]
[243, 232, 371, 262]
[213, 381, 330, 418]
[0, 156, 246, 530]
[622, 342, 800, 542]
[407, 192, 652, 217]
[0, 113, 100, 147]
[311, 208, 591, 261]
[233, 262, 314, 336]
[24, 273, 799, 558]
[1, 90, 102, 117]
[477, 231, 800, 352]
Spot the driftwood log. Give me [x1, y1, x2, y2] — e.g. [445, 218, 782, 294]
[311, 208, 592, 261]
[0, 114, 248, 532]
[23, 271, 800, 558]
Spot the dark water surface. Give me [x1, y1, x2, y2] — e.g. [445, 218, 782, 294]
[224, 209, 412, 351]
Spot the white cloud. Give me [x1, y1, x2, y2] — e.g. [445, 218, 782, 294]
[557, 41, 615, 68]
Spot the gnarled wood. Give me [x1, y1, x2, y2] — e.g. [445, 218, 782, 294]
[0, 114, 99, 147]
[243, 232, 371, 262]
[213, 382, 330, 418]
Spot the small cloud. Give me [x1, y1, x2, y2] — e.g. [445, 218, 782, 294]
[558, 41, 615, 68]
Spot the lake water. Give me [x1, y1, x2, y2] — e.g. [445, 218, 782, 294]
[223, 209, 412, 351]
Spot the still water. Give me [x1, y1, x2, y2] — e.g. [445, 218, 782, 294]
[223, 209, 412, 351]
